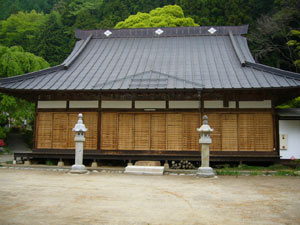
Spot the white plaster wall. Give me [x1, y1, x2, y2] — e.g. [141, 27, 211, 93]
[279, 120, 300, 159]
[204, 100, 236, 108]
[135, 101, 166, 109]
[228, 101, 236, 108]
[169, 101, 199, 109]
[38, 101, 66, 108]
[239, 100, 271, 108]
[69, 101, 98, 108]
[204, 100, 223, 108]
[101, 101, 132, 108]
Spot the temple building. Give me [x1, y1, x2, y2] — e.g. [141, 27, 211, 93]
[1, 25, 300, 162]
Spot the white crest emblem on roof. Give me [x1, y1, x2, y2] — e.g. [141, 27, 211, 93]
[104, 30, 112, 37]
[155, 28, 164, 35]
[208, 27, 217, 34]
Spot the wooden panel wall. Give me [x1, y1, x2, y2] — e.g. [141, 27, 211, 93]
[221, 114, 238, 151]
[254, 113, 274, 151]
[100, 112, 118, 150]
[183, 113, 200, 150]
[36, 112, 53, 149]
[52, 113, 68, 149]
[206, 112, 273, 151]
[37, 111, 274, 152]
[151, 114, 166, 150]
[100, 112, 200, 151]
[36, 112, 98, 150]
[83, 113, 98, 150]
[134, 114, 150, 150]
[67, 113, 78, 149]
[166, 114, 183, 150]
[238, 114, 255, 151]
[237, 113, 273, 151]
[118, 114, 134, 150]
[206, 113, 221, 151]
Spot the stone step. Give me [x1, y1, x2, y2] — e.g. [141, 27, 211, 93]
[125, 166, 164, 175]
[135, 161, 161, 166]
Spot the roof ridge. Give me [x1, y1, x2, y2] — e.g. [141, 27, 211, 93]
[0, 34, 93, 85]
[245, 61, 300, 81]
[229, 31, 246, 66]
[75, 25, 249, 40]
[229, 30, 300, 81]
[64, 34, 92, 69]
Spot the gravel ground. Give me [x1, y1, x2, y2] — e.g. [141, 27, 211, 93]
[0, 168, 300, 225]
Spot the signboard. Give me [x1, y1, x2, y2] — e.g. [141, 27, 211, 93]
[280, 134, 288, 150]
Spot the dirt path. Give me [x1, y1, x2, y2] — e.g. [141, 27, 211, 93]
[0, 169, 300, 225]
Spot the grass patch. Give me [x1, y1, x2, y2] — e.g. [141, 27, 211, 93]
[0, 147, 11, 155]
[216, 170, 240, 176]
[215, 163, 299, 176]
[275, 170, 295, 176]
[268, 164, 290, 170]
[45, 160, 55, 166]
[250, 171, 263, 176]
[218, 164, 291, 171]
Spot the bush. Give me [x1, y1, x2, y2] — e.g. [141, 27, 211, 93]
[0, 127, 7, 140]
[22, 130, 34, 148]
[45, 160, 55, 165]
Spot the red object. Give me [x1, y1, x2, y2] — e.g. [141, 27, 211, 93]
[0, 139, 4, 147]
[291, 156, 295, 160]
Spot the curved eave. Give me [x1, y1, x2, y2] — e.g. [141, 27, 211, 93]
[0, 34, 93, 87]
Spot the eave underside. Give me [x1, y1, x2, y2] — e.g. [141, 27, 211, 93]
[2, 88, 300, 106]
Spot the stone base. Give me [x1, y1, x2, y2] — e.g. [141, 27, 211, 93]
[125, 166, 164, 175]
[70, 164, 88, 174]
[91, 161, 98, 168]
[197, 167, 215, 178]
[24, 160, 31, 166]
[57, 161, 64, 167]
[135, 161, 161, 166]
[164, 162, 169, 169]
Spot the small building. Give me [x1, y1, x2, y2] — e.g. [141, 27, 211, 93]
[277, 109, 300, 160]
[1, 25, 300, 163]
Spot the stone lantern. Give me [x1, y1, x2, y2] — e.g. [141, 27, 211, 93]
[70, 113, 88, 174]
[196, 115, 215, 177]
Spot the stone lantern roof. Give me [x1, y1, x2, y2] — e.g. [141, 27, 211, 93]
[72, 114, 88, 133]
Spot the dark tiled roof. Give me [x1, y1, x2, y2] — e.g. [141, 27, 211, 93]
[1, 25, 300, 91]
[277, 109, 300, 117]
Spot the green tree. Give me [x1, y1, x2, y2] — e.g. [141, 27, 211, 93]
[277, 97, 300, 108]
[287, 30, 300, 69]
[97, 0, 174, 28]
[115, 5, 198, 29]
[248, 0, 300, 72]
[34, 12, 74, 66]
[0, 11, 46, 53]
[73, 6, 99, 30]
[0, 0, 59, 20]
[0, 46, 49, 139]
[54, 0, 102, 29]
[0, 46, 49, 78]
[177, 0, 274, 26]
